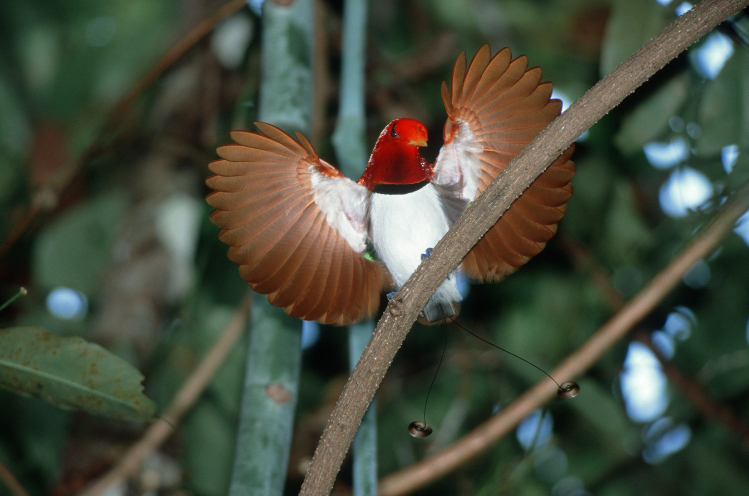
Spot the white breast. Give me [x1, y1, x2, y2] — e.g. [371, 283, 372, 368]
[369, 183, 465, 321]
[369, 184, 448, 285]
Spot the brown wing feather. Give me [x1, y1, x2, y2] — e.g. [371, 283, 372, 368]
[444, 45, 576, 282]
[206, 125, 389, 325]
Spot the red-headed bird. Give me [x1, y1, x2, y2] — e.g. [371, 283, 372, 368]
[206, 45, 575, 325]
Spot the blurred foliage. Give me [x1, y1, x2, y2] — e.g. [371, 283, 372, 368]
[0, 0, 748, 495]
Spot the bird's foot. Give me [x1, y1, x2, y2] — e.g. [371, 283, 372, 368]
[387, 287, 404, 317]
[386, 287, 400, 301]
[421, 247, 433, 261]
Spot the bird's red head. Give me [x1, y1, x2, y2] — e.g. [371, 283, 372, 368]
[385, 118, 428, 147]
[358, 118, 433, 191]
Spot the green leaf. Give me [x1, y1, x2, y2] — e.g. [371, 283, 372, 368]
[695, 47, 749, 156]
[0, 326, 156, 421]
[727, 152, 749, 191]
[603, 182, 654, 263]
[600, 0, 673, 77]
[614, 73, 689, 155]
[183, 401, 236, 496]
[33, 192, 128, 294]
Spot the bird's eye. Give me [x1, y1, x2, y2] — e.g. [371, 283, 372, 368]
[390, 123, 399, 138]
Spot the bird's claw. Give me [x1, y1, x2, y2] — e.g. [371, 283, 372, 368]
[421, 248, 433, 261]
[387, 287, 404, 317]
[386, 287, 400, 301]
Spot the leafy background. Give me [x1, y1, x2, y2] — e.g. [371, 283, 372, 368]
[1, 0, 748, 495]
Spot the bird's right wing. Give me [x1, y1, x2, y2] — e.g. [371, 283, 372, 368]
[206, 123, 389, 325]
[433, 45, 576, 282]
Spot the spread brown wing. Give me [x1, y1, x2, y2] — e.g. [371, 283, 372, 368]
[441, 45, 576, 281]
[206, 123, 389, 325]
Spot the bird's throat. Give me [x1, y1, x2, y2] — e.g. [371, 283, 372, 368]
[372, 180, 430, 195]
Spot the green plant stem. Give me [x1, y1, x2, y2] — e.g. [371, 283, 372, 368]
[229, 1, 314, 495]
[331, 0, 369, 173]
[0, 287, 26, 313]
[229, 301, 302, 496]
[348, 322, 377, 496]
[257, 0, 315, 134]
[332, 1, 376, 495]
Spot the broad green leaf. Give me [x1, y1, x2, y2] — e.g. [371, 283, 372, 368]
[0, 326, 156, 421]
[0, 80, 32, 161]
[695, 48, 749, 156]
[184, 401, 236, 496]
[600, 0, 672, 77]
[614, 73, 689, 155]
[33, 192, 128, 294]
[603, 182, 654, 264]
[727, 152, 749, 191]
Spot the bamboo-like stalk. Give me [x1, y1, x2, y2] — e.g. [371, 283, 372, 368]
[332, 0, 369, 175]
[229, 302, 303, 496]
[348, 322, 377, 496]
[331, 1, 377, 495]
[228, 1, 314, 495]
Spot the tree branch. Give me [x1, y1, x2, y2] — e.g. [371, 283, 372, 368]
[380, 179, 749, 495]
[0, 460, 30, 496]
[298, 1, 749, 495]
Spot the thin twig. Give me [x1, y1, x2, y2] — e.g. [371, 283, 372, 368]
[380, 181, 749, 495]
[78, 292, 252, 496]
[298, 1, 749, 494]
[331, 0, 379, 495]
[0, 0, 248, 259]
[0, 460, 31, 496]
[0, 287, 27, 313]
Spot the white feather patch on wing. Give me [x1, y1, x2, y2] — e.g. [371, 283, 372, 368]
[309, 167, 370, 254]
[432, 120, 484, 202]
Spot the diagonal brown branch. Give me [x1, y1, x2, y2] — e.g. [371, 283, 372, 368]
[0, 0, 248, 260]
[0, 459, 31, 496]
[380, 180, 749, 495]
[298, 1, 749, 495]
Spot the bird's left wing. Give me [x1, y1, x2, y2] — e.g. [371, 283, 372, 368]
[433, 45, 576, 281]
[206, 123, 389, 325]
